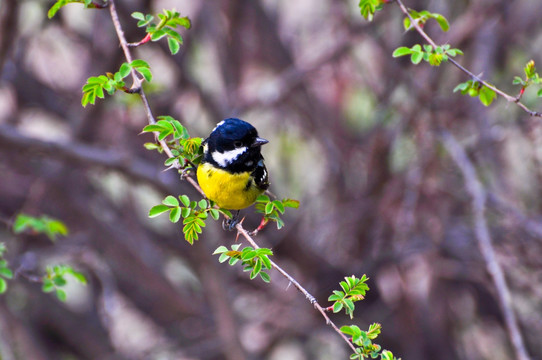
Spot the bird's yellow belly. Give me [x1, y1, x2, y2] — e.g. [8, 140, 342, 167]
[197, 163, 263, 210]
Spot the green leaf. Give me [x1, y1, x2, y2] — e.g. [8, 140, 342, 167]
[479, 85, 496, 106]
[42, 279, 55, 293]
[56, 288, 67, 302]
[179, 195, 190, 207]
[180, 207, 191, 218]
[209, 209, 220, 220]
[0, 267, 12, 279]
[0, 278, 6, 294]
[142, 124, 163, 133]
[131, 12, 145, 21]
[198, 199, 208, 209]
[333, 301, 344, 313]
[264, 202, 274, 215]
[431, 13, 449, 32]
[513, 76, 525, 85]
[241, 250, 257, 261]
[453, 81, 470, 93]
[47, 0, 81, 19]
[213, 246, 228, 255]
[259, 271, 271, 283]
[118, 62, 132, 78]
[272, 200, 285, 214]
[151, 29, 167, 41]
[53, 276, 67, 287]
[168, 37, 181, 55]
[169, 207, 182, 223]
[149, 204, 170, 217]
[392, 47, 412, 58]
[163, 195, 179, 207]
[410, 51, 424, 64]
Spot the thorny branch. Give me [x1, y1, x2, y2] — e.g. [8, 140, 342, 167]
[395, 0, 542, 117]
[106, 0, 358, 354]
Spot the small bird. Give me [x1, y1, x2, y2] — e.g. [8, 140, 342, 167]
[197, 118, 270, 219]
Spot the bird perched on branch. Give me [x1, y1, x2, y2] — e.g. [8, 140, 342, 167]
[197, 118, 269, 226]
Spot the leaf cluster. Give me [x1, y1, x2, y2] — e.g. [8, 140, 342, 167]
[0, 243, 13, 294]
[342, 324, 399, 360]
[403, 10, 449, 32]
[254, 195, 299, 229]
[513, 60, 542, 97]
[48, 0, 104, 19]
[453, 80, 496, 107]
[358, 0, 386, 21]
[13, 213, 68, 242]
[393, 44, 463, 66]
[142, 116, 203, 168]
[213, 244, 273, 282]
[149, 195, 231, 244]
[132, 10, 191, 54]
[82, 60, 152, 107]
[328, 275, 370, 319]
[42, 265, 87, 302]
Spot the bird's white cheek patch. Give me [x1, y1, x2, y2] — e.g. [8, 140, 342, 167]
[212, 147, 247, 167]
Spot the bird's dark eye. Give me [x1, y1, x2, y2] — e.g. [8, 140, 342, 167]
[233, 140, 243, 148]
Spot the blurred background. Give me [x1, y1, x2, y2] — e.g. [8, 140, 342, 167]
[1, 0, 542, 359]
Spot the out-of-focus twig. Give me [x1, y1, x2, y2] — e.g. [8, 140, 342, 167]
[395, 0, 542, 117]
[441, 129, 530, 360]
[0, 125, 170, 192]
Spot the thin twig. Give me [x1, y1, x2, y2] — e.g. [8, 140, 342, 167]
[395, 0, 542, 117]
[440, 130, 530, 360]
[235, 224, 358, 353]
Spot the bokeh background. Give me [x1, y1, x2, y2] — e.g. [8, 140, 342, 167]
[1, 0, 542, 359]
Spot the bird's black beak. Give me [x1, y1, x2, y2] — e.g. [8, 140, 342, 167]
[251, 137, 269, 147]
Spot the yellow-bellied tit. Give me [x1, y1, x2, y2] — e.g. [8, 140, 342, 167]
[197, 118, 270, 220]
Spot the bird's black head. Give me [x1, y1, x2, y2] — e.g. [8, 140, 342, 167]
[203, 118, 268, 172]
